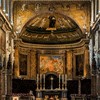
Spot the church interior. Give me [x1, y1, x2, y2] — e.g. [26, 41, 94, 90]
[0, 0, 100, 100]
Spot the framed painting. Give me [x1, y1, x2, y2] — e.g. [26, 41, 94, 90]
[19, 54, 27, 75]
[75, 54, 84, 76]
[39, 55, 64, 74]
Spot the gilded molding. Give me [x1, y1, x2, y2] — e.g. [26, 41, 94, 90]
[17, 39, 89, 49]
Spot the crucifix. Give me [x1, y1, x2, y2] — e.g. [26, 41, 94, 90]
[50, 76, 54, 90]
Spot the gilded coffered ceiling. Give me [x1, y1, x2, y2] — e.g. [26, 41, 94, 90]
[13, 1, 91, 44]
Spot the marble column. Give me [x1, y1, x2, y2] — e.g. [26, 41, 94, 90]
[5, 0, 9, 16]
[3, 0, 6, 12]
[99, 0, 100, 13]
[0, 0, 1, 7]
[1, 30, 10, 100]
[95, 0, 97, 20]
[9, 0, 13, 25]
[91, 0, 94, 25]
[96, 72, 100, 99]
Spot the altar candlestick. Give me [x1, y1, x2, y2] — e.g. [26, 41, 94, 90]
[37, 74, 39, 89]
[59, 74, 60, 89]
[43, 74, 45, 89]
[40, 74, 42, 83]
[40, 74, 42, 89]
[65, 74, 67, 90]
[62, 74, 65, 89]
[50, 76, 53, 90]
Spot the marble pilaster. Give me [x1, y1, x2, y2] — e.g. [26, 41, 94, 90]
[66, 50, 73, 79]
[30, 50, 36, 79]
[84, 46, 90, 77]
[14, 46, 19, 77]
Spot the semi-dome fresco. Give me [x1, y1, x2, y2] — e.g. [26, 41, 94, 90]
[20, 12, 85, 44]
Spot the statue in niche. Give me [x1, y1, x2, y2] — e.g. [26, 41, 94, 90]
[49, 16, 56, 28]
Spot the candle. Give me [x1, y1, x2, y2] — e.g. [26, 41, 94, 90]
[59, 74, 60, 89]
[40, 74, 42, 83]
[37, 74, 39, 83]
[59, 74, 60, 83]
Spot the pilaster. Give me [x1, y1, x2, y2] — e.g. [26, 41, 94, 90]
[66, 50, 73, 79]
[84, 45, 90, 77]
[14, 46, 19, 77]
[30, 49, 36, 79]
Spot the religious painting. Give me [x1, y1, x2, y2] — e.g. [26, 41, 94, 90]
[0, 29, 5, 51]
[75, 54, 84, 76]
[19, 54, 27, 75]
[40, 55, 64, 74]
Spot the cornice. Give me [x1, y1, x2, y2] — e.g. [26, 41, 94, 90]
[13, 0, 91, 1]
[15, 39, 89, 49]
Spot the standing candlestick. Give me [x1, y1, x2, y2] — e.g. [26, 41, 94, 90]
[59, 74, 60, 89]
[40, 74, 42, 89]
[43, 74, 45, 89]
[62, 74, 64, 89]
[37, 74, 39, 89]
[65, 74, 67, 90]
[50, 76, 53, 90]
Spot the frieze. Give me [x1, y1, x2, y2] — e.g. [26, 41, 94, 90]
[37, 49, 65, 54]
[19, 47, 30, 54]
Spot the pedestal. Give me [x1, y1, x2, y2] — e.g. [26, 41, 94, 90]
[36, 90, 42, 100]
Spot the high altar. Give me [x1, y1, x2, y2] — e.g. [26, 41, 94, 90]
[36, 73, 67, 100]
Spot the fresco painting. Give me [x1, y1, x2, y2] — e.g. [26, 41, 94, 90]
[40, 55, 63, 74]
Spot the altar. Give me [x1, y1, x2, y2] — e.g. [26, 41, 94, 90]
[36, 73, 67, 100]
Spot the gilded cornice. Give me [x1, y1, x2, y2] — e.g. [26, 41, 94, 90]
[16, 39, 89, 49]
[13, 0, 91, 1]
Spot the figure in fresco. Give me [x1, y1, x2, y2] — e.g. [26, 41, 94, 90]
[40, 56, 63, 74]
[49, 16, 56, 28]
[76, 54, 84, 76]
